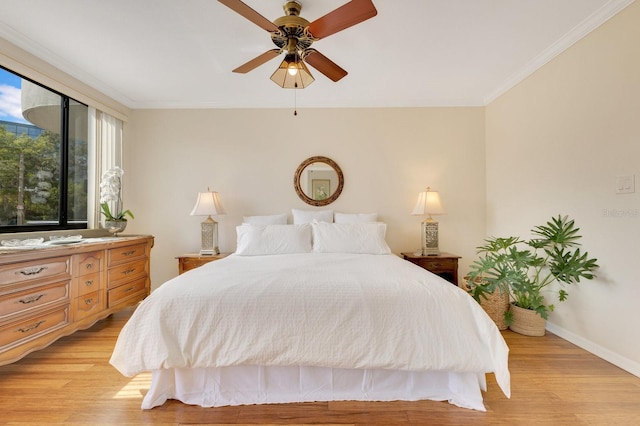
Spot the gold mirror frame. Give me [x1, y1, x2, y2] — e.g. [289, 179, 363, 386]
[294, 156, 344, 207]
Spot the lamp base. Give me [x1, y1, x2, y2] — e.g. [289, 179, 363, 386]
[200, 217, 220, 256]
[421, 219, 440, 256]
[421, 248, 441, 256]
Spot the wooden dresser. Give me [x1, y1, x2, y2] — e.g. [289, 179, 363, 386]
[0, 235, 153, 365]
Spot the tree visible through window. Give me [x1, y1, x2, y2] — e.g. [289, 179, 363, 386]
[0, 66, 88, 232]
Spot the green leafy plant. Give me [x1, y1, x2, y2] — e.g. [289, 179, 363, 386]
[467, 215, 598, 323]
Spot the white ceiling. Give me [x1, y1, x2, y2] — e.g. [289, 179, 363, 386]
[0, 0, 633, 109]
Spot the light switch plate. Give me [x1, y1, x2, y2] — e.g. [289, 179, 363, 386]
[616, 175, 635, 194]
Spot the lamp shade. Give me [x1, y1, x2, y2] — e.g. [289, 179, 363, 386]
[190, 191, 225, 216]
[270, 53, 315, 89]
[412, 187, 445, 217]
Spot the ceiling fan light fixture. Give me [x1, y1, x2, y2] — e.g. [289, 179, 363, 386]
[270, 53, 315, 89]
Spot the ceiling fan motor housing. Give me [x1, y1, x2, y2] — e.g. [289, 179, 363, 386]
[271, 1, 314, 53]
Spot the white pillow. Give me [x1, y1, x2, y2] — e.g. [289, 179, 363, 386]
[243, 213, 288, 225]
[334, 212, 378, 223]
[311, 222, 391, 255]
[235, 224, 312, 256]
[292, 208, 334, 224]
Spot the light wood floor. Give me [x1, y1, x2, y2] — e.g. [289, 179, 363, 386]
[1, 306, 639, 425]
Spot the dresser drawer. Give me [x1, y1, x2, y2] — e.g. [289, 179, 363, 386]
[107, 259, 148, 289]
[0, 280, 70, 320]
[0, 306, 69, 349]
[73, 290, 104, 321]
[72, 251, 103, 277]
[107, 279, 147, 307]
[0, 257, 70, 288]
[73, 272, 102, 298]
[108, 243, 147, 266]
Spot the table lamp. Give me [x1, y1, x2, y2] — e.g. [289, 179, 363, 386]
[412, 187, 445, 256]
[190, 189, 225, 255]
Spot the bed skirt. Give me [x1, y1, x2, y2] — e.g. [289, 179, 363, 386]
[142, 365, 489, 411]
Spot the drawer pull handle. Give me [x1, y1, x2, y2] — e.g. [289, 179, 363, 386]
[85, 263, 94, 270]
[18, 320, 45, 333]
[85, 280, 94, 286]
[123, 286, 136, 293]
[123, 250, 136, 257]
[16, 266, 48, 276]
[84, 298, 94, 305]
[17, 294, 46, 304]
[121, 268, 136, 275]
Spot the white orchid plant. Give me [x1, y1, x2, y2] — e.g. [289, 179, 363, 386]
[99, 167, 134, 221]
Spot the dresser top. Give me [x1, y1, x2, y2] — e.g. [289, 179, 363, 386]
[0, 235, 154, 264]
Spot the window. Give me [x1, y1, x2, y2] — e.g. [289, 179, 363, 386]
[0, 66, 88, 232]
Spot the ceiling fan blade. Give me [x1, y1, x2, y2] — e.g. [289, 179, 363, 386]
[218, 0, 279, 32]
[304, 49, 348, 82]
[232, 49, 281, 73]
[307, 0, 377, 40]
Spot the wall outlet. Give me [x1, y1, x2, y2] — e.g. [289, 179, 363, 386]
[616, 175, 635, 194]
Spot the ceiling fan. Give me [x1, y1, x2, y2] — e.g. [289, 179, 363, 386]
[218, 0, 377, 88]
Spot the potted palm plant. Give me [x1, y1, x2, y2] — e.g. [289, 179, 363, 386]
[466, 215, 599, 336]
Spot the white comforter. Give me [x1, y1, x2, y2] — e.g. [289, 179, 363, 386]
[110, 253, 510, 398]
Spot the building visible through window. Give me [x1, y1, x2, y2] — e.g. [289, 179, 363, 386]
[0, 119, 44, 139]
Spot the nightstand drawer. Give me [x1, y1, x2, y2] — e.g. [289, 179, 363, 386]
[401, 252, 461, 286]
[412, 258, 457, 272]
[176, 253, 229, 275]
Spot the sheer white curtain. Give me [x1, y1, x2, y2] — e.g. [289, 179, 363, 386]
[87, 107, 123, 228]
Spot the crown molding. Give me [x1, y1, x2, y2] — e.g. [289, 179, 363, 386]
[0, 22, 134, 112]
[483, 0, 636, 105]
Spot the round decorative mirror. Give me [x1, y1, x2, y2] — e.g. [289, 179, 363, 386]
[294, 156, 344, 207]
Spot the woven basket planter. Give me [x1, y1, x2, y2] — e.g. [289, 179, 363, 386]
[462, 277, 510, 330]
[509, 303, 546, 336]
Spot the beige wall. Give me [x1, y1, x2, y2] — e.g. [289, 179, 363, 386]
[123, 107, 486, 291]
[486, 1, 640, 374]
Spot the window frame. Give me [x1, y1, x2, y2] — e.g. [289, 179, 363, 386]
[0, 65, 88, 234]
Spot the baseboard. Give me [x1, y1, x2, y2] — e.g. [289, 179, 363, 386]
[546, 322, 640, 378]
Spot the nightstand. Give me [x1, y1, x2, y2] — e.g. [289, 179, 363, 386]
[401, 252, 461, 286]
[176, 253, 229, 275]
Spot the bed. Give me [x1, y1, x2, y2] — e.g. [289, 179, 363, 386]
[110, 221, 510, 411]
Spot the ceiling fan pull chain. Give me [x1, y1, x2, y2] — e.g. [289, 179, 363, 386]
[294, 82, 298, 116]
